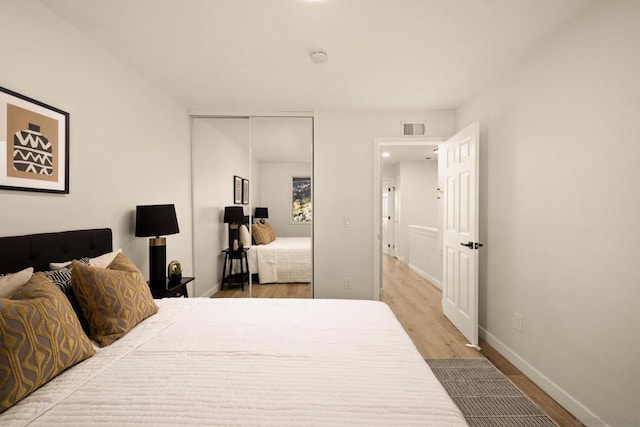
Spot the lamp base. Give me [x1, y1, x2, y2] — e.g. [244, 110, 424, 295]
[149, 237, 166, 291]
[228, 224, 240, 252]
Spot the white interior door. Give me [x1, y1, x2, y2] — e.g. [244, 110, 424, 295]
[392, 182, 400, 258]
[382, 179, 392, 255]
[440, 121, 480, 347]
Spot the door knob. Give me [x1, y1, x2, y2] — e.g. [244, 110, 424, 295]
[460, 241, 474, 248]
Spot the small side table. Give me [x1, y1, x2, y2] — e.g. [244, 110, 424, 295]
[150, 277, 194, 299]
[221, 248, 249, 290]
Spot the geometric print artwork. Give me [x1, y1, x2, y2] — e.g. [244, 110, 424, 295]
[1, 86, 68, 193]
[0, 274, 95, 414]
[71, 254, 158, 347]
[6, 103, 59, 183]
[13, 123, 53, 176]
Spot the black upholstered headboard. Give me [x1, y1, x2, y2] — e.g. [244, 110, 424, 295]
[0, 228, 112, 274]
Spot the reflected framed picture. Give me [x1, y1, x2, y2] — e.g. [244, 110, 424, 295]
[242, 178, 249, 205]
[292, 176, 311, 223]
[233, 175, 242, 204]
[0, 86, 69, 194]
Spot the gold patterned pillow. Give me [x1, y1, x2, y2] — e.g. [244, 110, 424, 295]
[71, 253, 158, 347]
[0, 274, 95, 413]
[252, 223, 271, 245]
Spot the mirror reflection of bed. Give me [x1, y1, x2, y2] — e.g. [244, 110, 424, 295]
[192, 116, 312, 299]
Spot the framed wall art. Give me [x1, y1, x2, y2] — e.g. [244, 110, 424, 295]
[233, 175, 242, 204]
[292, 176, 311, 223]
[242, 178, 249, 205]
[0, 86, 69, 194]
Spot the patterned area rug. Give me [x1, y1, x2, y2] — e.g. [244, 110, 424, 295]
[426, 358, 557, 427]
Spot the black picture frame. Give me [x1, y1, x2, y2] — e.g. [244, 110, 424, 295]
[0, 86, 69, 194]
[242, 178, 249, 205]
[233, 175, 242, 204]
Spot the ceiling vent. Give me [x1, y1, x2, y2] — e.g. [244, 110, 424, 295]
[402, 122, 426, 136]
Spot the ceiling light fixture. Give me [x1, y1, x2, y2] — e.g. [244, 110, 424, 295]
[310, 49, 328, 64]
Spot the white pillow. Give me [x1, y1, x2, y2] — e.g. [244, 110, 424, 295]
[48, 260, 73, 270]
[239, 224, 251, 248]
[49, 249, 122, 270]
[0, 267, 34, 298]
[89, 249, 123, 268]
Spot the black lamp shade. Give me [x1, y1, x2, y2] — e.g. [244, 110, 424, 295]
[254, 207, 269, 219]
[135, 204, 180, 237]
[134, 204, 180, 293]
[224, 206, 245, 224]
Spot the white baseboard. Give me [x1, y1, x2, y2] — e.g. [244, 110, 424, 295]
[199, 284, 219, 298]
[408, 263, 443, 290]
[479, 327, 607, 427]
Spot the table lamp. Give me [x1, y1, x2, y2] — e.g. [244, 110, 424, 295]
[224, 206, 244, 251]
[254, 207, 269, 224]
[135, 204, 179, 291]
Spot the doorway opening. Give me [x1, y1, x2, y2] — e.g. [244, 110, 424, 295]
[373, 122, 480, 347]
[373, 139, 443, 301]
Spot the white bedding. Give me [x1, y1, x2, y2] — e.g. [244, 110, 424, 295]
[1, 298, 466, 426]
[247, 237, 311, 283]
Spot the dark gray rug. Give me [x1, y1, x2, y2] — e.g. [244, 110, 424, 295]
[426, 358, 557, 427]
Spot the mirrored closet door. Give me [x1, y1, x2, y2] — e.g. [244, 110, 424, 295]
[191, 115, 313, 299]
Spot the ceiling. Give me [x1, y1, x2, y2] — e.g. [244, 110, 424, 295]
[200, 116, 313, 162]
[382, 144, 439, 167]
[38, 0, 596, 112]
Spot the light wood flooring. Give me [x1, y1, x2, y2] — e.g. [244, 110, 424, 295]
[381, 254, 582, 427]
[212, 282, 311, 298]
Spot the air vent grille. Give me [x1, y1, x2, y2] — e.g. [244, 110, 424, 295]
[402, 122, 426, 136]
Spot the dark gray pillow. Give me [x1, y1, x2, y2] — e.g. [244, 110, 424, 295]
[43, 257, 91, 333]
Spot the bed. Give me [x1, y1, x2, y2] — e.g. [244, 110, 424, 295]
[0, 228, 466, 426]
[247, 236, 311, 283]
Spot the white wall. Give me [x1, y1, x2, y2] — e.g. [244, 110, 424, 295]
[456, 0, 640, 424]
[192, 118, 256, 297]
[0, 1, 192, 288]
[314, 110, 455, 299]
[397, 160, 438, 262]
[407, 226, 441, 288]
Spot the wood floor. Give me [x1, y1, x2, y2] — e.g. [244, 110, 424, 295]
[381, 254, 582, 427]
[212, 282, 311, 298]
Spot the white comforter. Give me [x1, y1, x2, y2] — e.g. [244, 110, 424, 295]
[247, 237, 311, 283]
[1, 298, 466, 426]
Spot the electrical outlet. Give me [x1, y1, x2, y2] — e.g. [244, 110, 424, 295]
[514, 312, 523, 333]
[344, 278, 352, 290]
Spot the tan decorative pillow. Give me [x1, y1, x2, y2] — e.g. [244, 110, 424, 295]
[0, 274, 95, 413]
[252, 223, 271, 245]
[71, 253, 158, 347]
[0, 267, 34, 298]
[262, 221, 276, 242]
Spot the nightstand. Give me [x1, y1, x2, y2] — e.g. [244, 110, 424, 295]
[221, 248, 249, 290]
[150, 276, 194, 299]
